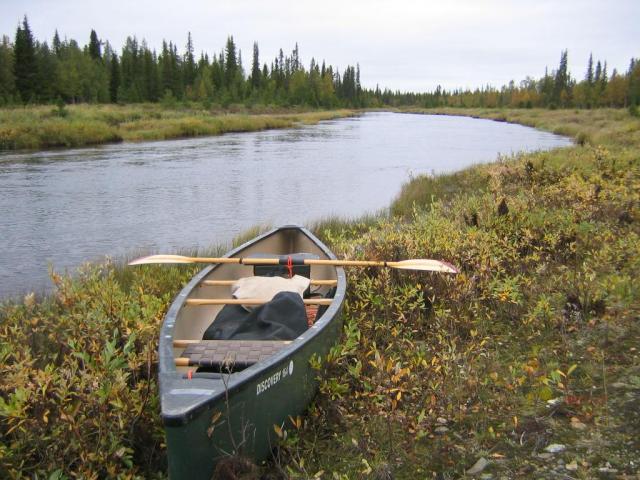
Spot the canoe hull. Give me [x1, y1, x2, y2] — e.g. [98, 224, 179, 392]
[159, 226, 346, 479]
[165, 312, 342, 477]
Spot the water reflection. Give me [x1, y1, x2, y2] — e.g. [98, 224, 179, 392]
[0, 112, 571, 297]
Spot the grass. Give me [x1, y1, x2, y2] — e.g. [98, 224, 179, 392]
[1, 108, 639, 478]
[0, 104, 357, 151]
[401, 107, 640, 147]
[390, 108, 640, 217]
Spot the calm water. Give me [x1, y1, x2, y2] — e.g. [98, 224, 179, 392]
[0, 112, 571, 297]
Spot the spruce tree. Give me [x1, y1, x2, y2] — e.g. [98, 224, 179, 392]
[251, 42, 260, 89]
[159, 40, 182, 98]
[52, 30, 61, 56]
[14, 16, 37, 102]
[595, 61, 602, 83]
[120, 36, 142, 102]
[109, 52, 120, 102]
[276, 48, 284, 88]
[600, 62, 608, 96]
[586, 53, 594, 84]
[292, 43, 300, 72]
[142, 46, 159, 101]
[224, 36, 237, 88]
[170, 42, 183, 98]
[552, 50, 569, 106]
[183, 32, 195, 88]
[88, 29, 101, 60]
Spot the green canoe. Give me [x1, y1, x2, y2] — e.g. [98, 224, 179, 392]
[158, 225, 346, 478]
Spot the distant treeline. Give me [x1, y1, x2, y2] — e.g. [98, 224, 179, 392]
[0, 17, 639, 110]
[0, 17, 364, 108]
[383, 50, 640, 110]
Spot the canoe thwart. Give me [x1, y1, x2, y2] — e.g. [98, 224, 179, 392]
[173, 339, 292, 348]
[175, 339, 291, 369]
[185, 298, 332, 306]
[200, 279, 337, 287]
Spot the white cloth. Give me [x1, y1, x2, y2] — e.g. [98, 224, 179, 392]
[231, 275, 310, 310]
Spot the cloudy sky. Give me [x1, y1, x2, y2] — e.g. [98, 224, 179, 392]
[1, 0, 638, 91]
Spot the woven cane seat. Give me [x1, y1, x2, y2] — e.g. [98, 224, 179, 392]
[179, 340, 290, 369]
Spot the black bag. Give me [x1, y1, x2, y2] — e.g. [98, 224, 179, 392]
[202, 291, 308, 341]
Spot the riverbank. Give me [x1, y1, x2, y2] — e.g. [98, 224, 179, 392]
[390, 107, 639, 216]
[1, 108, 638, 478]
[302, 108, 640, 478]
[400, 107, 639, 147]
[0, 104, 357, 150]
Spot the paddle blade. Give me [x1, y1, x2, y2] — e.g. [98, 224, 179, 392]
[128, 254, 194, 265]
[389, 259, 459, 273]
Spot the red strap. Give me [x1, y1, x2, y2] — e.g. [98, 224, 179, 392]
[187, 370, 193, 380]
[287, 256, 293, 278]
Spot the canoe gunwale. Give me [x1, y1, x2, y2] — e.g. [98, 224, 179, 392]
[158, 225, 346, 426]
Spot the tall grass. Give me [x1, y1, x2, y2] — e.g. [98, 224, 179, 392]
[391, 108, 640, 217]
[402, 107, 640, 147]
[0, 104, 357, 151]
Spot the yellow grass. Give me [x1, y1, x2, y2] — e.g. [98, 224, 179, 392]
[0, 104, 358, 150]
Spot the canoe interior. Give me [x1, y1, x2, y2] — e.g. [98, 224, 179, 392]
[171, 228, 337, 374]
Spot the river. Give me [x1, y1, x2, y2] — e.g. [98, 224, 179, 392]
[0, 112, 571, 297]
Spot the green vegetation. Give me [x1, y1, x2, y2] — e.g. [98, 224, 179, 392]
[1, 108, 639, 478]
[0, 104, 356, 150]
[391, 108, 640, 214]
[0, 264, 183, 477]
[285, 109, 640, 478]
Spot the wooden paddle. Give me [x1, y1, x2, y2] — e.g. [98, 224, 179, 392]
[128, 254, 458, 273]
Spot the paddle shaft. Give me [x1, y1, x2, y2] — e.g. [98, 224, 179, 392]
[180, 257, 395, 267]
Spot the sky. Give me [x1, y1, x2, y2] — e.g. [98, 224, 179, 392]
[1, 0, 638, 92]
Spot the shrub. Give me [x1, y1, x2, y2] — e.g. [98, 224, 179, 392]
[0, 262, 195, 478]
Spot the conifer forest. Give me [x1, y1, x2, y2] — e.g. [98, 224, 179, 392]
[1, 17, 639, 110]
